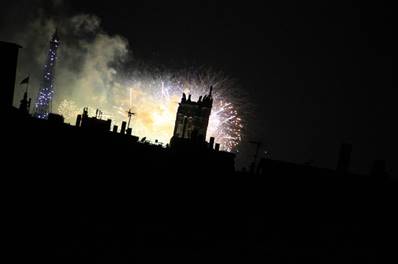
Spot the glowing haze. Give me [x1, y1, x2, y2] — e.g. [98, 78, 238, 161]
[58, 68, 244, 151]
[2, 3, 244, 151]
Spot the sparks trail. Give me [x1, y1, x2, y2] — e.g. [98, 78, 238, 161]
[58, 67, 245, 152]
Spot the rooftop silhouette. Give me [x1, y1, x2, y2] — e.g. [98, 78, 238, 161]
[1, 36, 395, 263]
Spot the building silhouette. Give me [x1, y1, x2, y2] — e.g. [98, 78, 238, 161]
[0, 38, 396, 263]
[0, 41, 21, 110]
[75, 107, 112, 133]
[34, 30, 60, 119]
[171, 86, 213, 143]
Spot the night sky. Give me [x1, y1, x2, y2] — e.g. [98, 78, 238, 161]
[1, 0, 394, 174]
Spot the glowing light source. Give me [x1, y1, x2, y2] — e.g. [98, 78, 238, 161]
[57, 69, 244, 152]
[112, 69, 243, 151]
[34, 31, 60, 119]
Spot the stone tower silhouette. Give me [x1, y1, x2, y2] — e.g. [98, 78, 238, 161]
[171, 86, 213, 143]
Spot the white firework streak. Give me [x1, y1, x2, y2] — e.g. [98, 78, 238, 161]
[56, 68, 245, 152]
[114, 69, 245, 152]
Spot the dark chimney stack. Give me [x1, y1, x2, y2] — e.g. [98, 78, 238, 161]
[76, 114, 82, 127]
[120, 121, 127, 134]
[215, 143, 220, 151]
[209, 137, 215, 150]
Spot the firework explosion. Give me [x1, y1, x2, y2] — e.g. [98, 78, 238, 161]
[3, 5, 245, 152]
[57, 99, 79, 123]
[57, 68, 245, 152]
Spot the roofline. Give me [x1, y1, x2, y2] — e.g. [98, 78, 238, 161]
[0, 41, 23, 49]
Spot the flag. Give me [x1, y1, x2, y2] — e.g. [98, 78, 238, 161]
[20, 76, 29, 85]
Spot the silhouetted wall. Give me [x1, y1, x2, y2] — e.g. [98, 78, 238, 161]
[0, 41, 21, 109]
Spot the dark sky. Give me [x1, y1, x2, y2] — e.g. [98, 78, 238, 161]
[2, 0, 394, 174]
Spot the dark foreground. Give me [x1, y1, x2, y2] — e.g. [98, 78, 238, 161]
[2, 108, 397, 263]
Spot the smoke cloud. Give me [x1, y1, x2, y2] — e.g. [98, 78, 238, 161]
[0, 0, 245, 150]
[1, 1, 131, 117]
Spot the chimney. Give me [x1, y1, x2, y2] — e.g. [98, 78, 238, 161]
[215, 143, 220, 151]
[106, 119, 112, 131]
[209, 137, 215, 149]
[120, 121, 127, 134]
[112, 125, 118, 133]
[76, 114, 82, 127]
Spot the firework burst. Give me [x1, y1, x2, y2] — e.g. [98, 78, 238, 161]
[56, 68, 246, 152]
[57, 99, 79, 124]
[114, 68, 245, 151]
